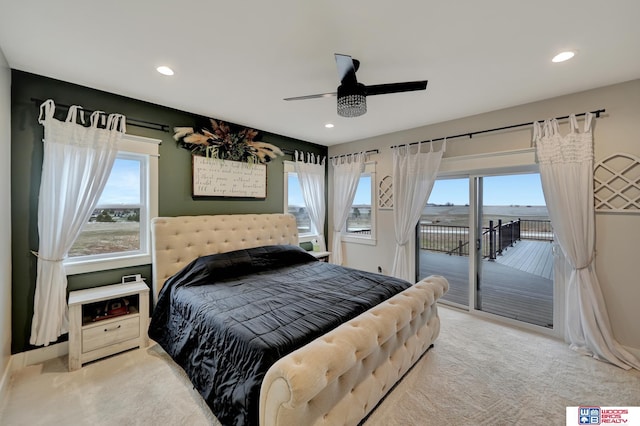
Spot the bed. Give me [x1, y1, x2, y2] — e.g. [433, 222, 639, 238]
[149, 213, 448, 426]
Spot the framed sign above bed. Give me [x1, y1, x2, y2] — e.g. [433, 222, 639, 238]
[192, 155, 267, 198]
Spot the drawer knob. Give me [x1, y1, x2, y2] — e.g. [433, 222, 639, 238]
[104, 324, 122, 332]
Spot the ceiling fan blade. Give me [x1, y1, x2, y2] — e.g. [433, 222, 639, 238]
[283, 92, 337, 101]
[335, 53, 358, 85]
[364, 80, 428, 96]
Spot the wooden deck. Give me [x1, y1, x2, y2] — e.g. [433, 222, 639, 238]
[419, 240, 554, 328]
[495, 240, 554, 280]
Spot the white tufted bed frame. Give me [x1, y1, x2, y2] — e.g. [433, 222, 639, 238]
[151, 213, 448, 426]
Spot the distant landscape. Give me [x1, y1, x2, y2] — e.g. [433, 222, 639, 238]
[68, 208, 140, 257]
[69, 222, 140, 257]
[422, 204, 549, 227]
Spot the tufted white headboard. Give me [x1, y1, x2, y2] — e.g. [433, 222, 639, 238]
[150, 213, 299, 303]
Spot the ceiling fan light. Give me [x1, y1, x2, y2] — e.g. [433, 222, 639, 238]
[337, 84, 367, 117]
[337, 94, 366, 117]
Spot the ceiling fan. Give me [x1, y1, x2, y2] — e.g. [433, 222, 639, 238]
[284, 53, 428, 118]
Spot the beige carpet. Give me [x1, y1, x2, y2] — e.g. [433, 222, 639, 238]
[365, 306, 640, 425]
[2, 306, 639, 425]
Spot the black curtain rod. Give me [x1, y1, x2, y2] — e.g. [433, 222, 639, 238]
[391, 108, 606, 148]
[329, 149, 379, 160]
[30, 98, 171, 133]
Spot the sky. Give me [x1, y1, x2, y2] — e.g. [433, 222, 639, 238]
[98, 158, 140, 205]
[428, 173, 546, 206]
[288, 175, 305, 206]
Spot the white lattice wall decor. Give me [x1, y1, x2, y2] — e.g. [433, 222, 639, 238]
[593, 152, 640, 213]
[378, 175, 393, 209]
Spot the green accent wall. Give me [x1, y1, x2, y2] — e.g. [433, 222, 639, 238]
[10, 70, 327, 353]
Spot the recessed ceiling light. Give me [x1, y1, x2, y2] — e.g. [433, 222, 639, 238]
[552, 51, 575, 63]
[156, 66, 174, 76]
[325, 123, 334, 128]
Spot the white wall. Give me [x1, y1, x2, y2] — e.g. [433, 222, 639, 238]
[0, 46, 12, 396]
[328, 79, 640, 352]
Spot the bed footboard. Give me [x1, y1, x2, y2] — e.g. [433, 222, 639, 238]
[259, 275, 449, 426]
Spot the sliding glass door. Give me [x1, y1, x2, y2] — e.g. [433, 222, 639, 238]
[418, 178, 470, 307]
[476, 174, 553, 327]
[418, 172, 554, 328]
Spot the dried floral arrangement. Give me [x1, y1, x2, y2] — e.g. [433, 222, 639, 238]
[174, 119, 284, 163]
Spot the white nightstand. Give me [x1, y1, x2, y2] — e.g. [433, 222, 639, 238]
[310, 251, 331, 262]
[68, 281, 150, 371]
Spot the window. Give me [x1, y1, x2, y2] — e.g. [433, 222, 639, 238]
[68, 154, 145, 258]
[345, 175, 372, 233]
[283, 161, 317, 241]
[64, 135, 159, 275]
[287, 172, 314, 235]
[342, 162, 376, 244]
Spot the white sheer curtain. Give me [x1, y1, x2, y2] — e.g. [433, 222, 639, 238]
[294, 151, 326, 251]
[330, 153, 365, 265]
[30, 100, 124, 346]
[391, 142, 444, 282]
[534, 113, 639, 370]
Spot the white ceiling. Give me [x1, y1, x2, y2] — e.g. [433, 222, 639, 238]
[1, 1, 639, 146]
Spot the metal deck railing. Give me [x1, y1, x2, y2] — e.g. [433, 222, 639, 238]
[418, 219, 553, 260]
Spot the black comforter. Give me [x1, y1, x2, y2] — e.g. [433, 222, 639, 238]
[148, 245, 412, 426]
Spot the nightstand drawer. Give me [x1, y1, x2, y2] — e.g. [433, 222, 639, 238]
[82, 316, 140, 353]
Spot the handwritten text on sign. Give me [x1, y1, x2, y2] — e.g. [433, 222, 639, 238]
[192, 156, 267, 198]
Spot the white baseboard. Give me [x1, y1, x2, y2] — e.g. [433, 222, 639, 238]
[9, 341, 69, 372]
